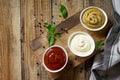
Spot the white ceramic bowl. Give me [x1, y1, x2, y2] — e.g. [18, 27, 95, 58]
[68, 31, 95, 57]
[42, 45, 68, 73]
[80, 6, 108, 31]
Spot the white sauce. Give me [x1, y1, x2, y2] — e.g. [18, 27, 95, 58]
[70, 33, 93, 54]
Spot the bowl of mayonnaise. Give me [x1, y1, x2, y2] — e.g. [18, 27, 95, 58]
[68, 31, 95, 57]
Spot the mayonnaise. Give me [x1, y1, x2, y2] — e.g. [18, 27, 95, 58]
[69, 32, 95, 56]
[70, 34, 91, 52]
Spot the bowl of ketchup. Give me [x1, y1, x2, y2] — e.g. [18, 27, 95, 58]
[42, 45, 68, 73]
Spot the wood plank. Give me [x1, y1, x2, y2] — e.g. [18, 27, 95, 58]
[9, 0, 21, 80]
[51, 0, 61, 25]
[0, 1, 9, 80]
[21, 0, 37, 80]
[21, 0, 52, 80]
[0, 0, 21, 80]
[35, 0, 52, 80]
[101, 0, 114, 21]
[74, 63, 85, 80]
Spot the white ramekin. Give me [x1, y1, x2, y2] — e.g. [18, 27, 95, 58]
[68, 31, 95, 57]
[80, 6, 108, 31]
[42, 45, 68, 73]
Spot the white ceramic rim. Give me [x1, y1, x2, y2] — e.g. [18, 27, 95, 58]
[68, 31, 95, 57]
[42, 45, 68, 73]
[80, 6, 108, 31]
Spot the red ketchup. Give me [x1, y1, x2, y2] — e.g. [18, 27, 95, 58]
[44, 47, 66, 70]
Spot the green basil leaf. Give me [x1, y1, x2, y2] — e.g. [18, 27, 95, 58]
[50, 24, 56, 34]
[44, 23, 51, 30]
[44, 23, 56, 34]
[48, 35, 55, 46]
[55, 33, 61, 38]
[95, 40, 104, 50]
[60, 4, 68, 18]
[44, 23, 61, 46]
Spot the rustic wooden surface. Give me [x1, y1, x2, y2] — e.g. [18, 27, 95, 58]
[0, 0, 114, 80]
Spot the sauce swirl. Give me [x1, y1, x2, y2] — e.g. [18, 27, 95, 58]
[70, 34, 91, 52]
[82, 8, 105, 29]
[44, 47, 66, 70]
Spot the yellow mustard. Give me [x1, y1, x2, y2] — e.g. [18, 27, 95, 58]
[82, 8, 105, 29]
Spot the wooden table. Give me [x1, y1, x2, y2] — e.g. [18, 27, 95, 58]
[0, 0, 114, 80]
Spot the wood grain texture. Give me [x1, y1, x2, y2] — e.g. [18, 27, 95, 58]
[34, 0, 52, 80]
[0, 0, 21, 80]
[0, 0, 114, 80]
[21, 0, 52, 80]
[46, 18, 112, 80]
[21, 0, 37, 80]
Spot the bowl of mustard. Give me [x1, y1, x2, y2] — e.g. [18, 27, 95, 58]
[80, 6, 108, 31]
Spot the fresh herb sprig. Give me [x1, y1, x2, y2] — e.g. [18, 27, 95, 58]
[95, 40, 104, 50]
[60, 4, 68, 18]
[44, 23, 61, 46]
